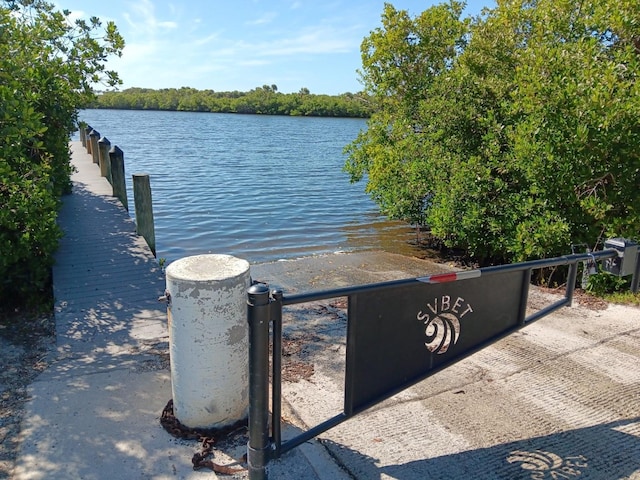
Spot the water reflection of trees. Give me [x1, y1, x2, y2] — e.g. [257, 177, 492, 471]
[341, 213, 426, 257]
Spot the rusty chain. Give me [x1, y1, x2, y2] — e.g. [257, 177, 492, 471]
[160, 399, 248, 474]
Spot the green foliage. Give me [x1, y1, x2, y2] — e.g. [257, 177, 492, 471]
[90, 86, 374, 118]
[585, 272, 630, 296]
[346, 0, 640, 265]
[0, 0, 123, 306]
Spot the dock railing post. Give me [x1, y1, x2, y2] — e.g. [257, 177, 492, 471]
[109, 145, 128, 211]
[132, 173, 156, 257]
[85, 127, 93, 154]
[89, 129, 100, 164]
[98, 136, 111, 180]
[84, 125, 93, 153]
[247, 283, 272, 480]
[79, 122, 87, 147]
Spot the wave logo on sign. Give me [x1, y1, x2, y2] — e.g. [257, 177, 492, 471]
[417, 295, 473, 354]
[506, 450, 588, 479]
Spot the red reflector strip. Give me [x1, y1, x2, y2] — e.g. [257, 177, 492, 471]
[417, 270, 481, 284]
[428, 273, 458, 283]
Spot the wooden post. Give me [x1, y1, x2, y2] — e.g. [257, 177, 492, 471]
[98, 136, 111, 180]
[85, 126, 94, 154]
[89, 129, 100, 164]
[109, 146, 128, 211]
[133, 173, 156, 257]
[79, 122, 87, 147]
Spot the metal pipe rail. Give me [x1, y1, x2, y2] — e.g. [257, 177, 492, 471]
[247, 246, 635, 479]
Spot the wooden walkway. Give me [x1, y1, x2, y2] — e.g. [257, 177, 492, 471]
[12, 143, 177, 479]
[52, 142, 167, 360]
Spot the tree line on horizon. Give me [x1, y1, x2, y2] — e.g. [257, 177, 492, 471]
[89, 85, 374, 118]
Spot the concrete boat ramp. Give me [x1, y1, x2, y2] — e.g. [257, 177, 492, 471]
[10, 143, 640, 479]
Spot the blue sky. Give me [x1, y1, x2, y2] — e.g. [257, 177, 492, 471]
[58, 0, 493, 95]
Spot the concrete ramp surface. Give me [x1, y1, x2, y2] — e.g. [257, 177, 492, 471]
[11, 142, 640, 479]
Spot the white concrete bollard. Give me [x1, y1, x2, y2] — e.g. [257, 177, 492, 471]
[165, 254, 251, 429]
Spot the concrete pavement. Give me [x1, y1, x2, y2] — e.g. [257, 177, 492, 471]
[12, 143, 348, 479]
[11, 142, 640, 479]
[259, 284, 640, 479]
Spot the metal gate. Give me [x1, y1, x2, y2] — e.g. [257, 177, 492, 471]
[246, 240, 639, 479]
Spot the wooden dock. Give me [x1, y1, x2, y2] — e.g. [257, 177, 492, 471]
[51, 142, 168, 360]
[12, 143, 178, 479]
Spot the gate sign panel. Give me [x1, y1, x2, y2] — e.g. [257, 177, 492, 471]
[344, 269, 530, 415]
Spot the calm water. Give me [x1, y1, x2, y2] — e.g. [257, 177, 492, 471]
[77, 109, 421, 264]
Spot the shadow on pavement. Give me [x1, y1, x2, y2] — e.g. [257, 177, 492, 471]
[321, 417, 640, 479]
[52, 182, 167, 368]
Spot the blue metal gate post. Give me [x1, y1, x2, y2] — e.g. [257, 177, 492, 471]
[247, 283, 272, 480]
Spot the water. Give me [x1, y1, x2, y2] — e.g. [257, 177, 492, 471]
[77, 109, 421, 264]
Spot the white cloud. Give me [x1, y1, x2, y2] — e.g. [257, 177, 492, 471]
[124, 0, 178, 35]
[193, 23, 357, 66]
[193, 32, 222, 47]
[101, 0, 370, 93]
[266, 27, 355, 55]
[120, 42, 157, 61]
[238, 59, 271, 67]
[246, 12, 278, 26]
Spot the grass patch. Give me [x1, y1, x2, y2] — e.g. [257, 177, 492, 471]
[599, 290, 640, 306]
